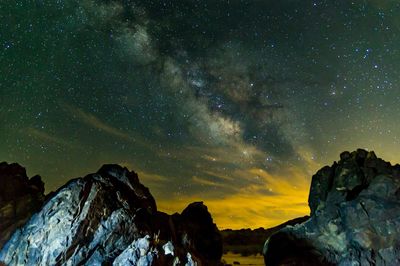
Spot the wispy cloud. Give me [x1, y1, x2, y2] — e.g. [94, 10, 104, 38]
[192, 175, 226, 187]
[25, 127, 81, 149]
[61, 104, 156, 151]
[157, 165, 311, 229]
[203, 170, 234, 181]
[138, 171, 168, 183]
[63, 104, 134, 141]
[60, 103, 314, 229]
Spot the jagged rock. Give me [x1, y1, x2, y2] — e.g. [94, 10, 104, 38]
[179, 202, 223, 261]
[0, 162, 45, 249]
[112, 235, 157, 266]
[263, 149, 400, 265]
[0, 164, 222, 265]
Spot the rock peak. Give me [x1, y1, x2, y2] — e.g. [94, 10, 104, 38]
[0, 162, 45, 249]
[264, 150, 400, 265]
[97, 164, 137, 179]
[339, 149, 379, 165]
[95, 164, 141, 193]
[309, 148, 396, 215]
[0, 163, 222, 266]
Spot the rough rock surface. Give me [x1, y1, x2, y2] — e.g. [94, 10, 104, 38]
[0, 164, 222, 265]
[0, 162, 45, 249]
[263, 149, 400, 265]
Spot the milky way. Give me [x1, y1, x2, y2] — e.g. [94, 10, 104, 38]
[2, 0, 400, 228]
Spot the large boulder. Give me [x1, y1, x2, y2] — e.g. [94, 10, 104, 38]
[221, 216, 309, 257]
[0, 162, 45, 249]
[0, 164, 222, 265]
[178, 202, 223, 261]
[263, 149, 400, 265]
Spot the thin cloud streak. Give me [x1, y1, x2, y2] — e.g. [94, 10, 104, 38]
[156, 165, 311, 229]
[63, 104, 134, 141]
[25, 128, 82, 150]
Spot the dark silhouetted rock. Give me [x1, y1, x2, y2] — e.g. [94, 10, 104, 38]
[221, 216, 309, 256]
[0, 162, 45, 249]
[179, 202, 223, 261]
[0, 164, 222, 265]
[264, 231, 332, 266]
[263, 149, 400, 265]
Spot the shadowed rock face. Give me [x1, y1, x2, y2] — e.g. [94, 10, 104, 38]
[0, 164, 222, 266]
[221, 216, 309, 257]
[264, 231, 332, 266]
[263, 149, 400, 265]
[0, 162, 45, 249]
[179, 202, 223, 261]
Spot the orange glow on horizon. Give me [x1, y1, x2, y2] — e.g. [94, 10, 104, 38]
[155, 166, 312, 229]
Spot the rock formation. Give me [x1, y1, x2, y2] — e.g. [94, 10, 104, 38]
[0, 164, 222, 265]
[0, 162, 45, 249]
[221, 216, 309, 256]
[263, 149, 400, 265]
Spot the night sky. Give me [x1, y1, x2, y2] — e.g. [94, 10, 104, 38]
[2, 0, 400, 229]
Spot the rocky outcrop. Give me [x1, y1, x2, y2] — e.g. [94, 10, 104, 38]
[180, 202, 223, 260]
[222, 216, 309, 256]
[0, 162, 45, 249]
[0, 164, 222, 265]
[263, 149, 400, 265]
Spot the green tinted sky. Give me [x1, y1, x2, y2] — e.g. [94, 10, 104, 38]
[1, 0, 400, 228]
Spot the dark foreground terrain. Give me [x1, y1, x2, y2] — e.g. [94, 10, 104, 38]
[0, 163, 222, 265]
[264, 149, 400, 265]
[221, 150, 400, 265]
[221, 216, 309, 256]
[1, 149, 400, 265]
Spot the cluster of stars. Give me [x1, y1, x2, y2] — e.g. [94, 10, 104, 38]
[1, 0, 400, 227]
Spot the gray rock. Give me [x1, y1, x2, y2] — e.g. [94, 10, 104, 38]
[0, 164, 222, 266]
[113, 236, 156, 266]
[264, 149, 400, 265]
[163, 241, 174, 256]
[0, 165, 153, 265]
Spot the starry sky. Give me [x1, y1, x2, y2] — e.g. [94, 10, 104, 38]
[2, 0, 400, 229]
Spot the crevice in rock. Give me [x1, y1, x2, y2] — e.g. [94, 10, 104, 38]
[346, 184, 367, 201]
[359, 202, 369, 219]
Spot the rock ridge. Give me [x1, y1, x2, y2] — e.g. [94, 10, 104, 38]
[0, 162, 45, 249]
[0, 163, 222, 266]
[263, 149, 400, 265]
